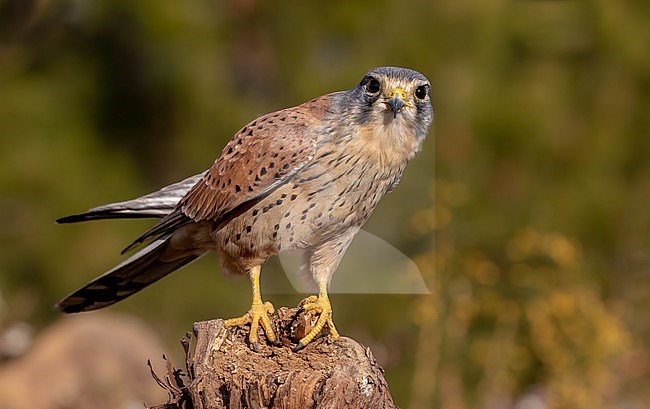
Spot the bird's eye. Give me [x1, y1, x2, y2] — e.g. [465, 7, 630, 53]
[415, 85, 429, 100]
[366, 78, 381, 94]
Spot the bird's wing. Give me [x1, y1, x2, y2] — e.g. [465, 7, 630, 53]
[123, 94, 334, 251]
[181, 96, 332, 222]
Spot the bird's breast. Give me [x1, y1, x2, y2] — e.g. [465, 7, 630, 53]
[210, 132, 409, 274]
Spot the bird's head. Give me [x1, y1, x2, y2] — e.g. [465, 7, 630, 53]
[345, 66, 433, 144]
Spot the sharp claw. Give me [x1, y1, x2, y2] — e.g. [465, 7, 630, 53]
[292, 341, 305, 352]
[251, 342, 259, 353]
[271, 339, 281, 347]
[296, 306, 305, 315]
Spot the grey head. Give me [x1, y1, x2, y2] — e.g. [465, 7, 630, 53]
[338, 66, 434, 142]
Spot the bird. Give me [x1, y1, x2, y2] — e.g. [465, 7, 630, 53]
[56, 66, 433, 352]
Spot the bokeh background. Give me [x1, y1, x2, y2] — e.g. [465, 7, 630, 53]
[1, 0, 649, 408]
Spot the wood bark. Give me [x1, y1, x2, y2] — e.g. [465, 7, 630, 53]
[149, 307, 397, 409]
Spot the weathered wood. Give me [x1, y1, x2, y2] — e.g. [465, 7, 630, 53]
[149, 307, 397, 409]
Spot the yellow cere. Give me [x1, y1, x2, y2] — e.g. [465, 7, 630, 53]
[387, 87, 408, 100]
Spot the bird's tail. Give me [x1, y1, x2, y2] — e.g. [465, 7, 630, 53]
[56, 238, 201, 313]
[56, 173, 204, 223]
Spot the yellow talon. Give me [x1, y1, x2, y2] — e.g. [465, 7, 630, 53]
[224, 266, 278, 351]
[293, 281, 339, 351]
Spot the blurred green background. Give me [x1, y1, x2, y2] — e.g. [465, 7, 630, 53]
[1, 0, 649, 408]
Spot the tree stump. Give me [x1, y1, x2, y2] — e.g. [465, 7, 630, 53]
[149, 307, 397, 409]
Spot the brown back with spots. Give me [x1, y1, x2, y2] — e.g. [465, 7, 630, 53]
[180, 95, 334, 224]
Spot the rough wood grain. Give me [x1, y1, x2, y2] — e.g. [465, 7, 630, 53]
[149, 307, 397, 409]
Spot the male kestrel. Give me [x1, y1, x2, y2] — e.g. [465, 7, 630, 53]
[57, 66, 433, 351]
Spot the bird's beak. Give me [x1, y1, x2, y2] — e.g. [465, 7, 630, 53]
[385, 88, 408, 119]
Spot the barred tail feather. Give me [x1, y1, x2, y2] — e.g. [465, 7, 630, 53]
[56, 238, 200, 313]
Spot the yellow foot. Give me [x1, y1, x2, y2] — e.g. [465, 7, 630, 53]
[225, 301, 279, 352]
[293, 294, 340, 352]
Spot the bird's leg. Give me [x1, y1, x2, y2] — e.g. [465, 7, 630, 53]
[224, 265, 278, 351]
[293, 278, 339, 351]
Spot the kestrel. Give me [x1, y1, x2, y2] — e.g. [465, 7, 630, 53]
[57, 66, 433, 351]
